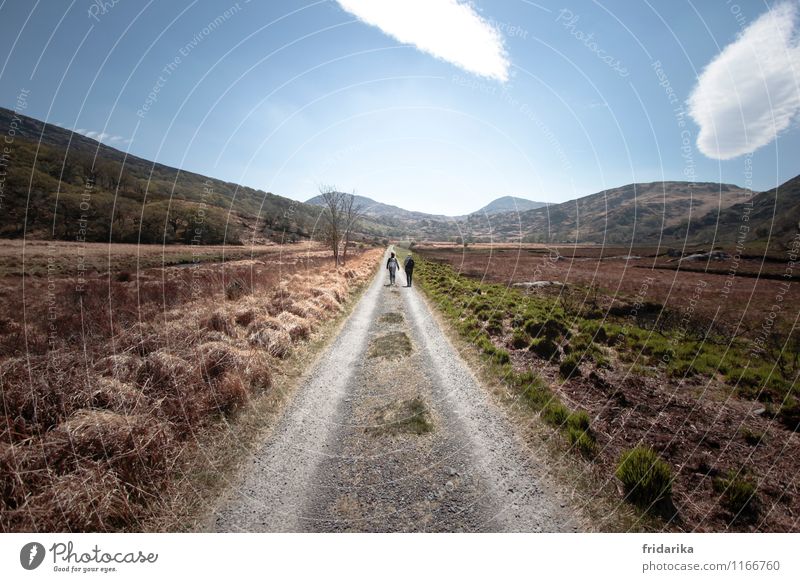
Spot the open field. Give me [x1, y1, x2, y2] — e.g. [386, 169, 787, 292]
[0, 239, 381, 531]
[0, 239, 331, 277]
[413, 245, 799, 531]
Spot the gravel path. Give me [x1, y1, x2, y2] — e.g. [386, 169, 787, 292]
[213, 250, 579, 532]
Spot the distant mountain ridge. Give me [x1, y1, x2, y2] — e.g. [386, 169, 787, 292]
[305, 193, 449, 221]
[466, 181, 754, 245]
[474, 196, 547, 215]
[306, 193, 547, 218]
[3, 107, 797, 249]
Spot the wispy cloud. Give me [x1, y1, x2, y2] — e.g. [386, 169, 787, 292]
[73, 127, 130, 145]
[688, 1, 800, 160]
[337, 0, 509, 81]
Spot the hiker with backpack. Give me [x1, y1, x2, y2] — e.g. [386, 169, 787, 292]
[404, 254, 415, 287]
[386, 252, 399, 286]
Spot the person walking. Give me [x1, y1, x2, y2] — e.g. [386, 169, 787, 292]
[386, 252, 399, 286]
[404, 253, 415, 287]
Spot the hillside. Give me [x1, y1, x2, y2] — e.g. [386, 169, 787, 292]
[4, 108, 793, 248]
[306, 193, 462, 241]
[474, 196, 547, 215]
[0, 107, 401, 245]
[463, 181, 750, 244]
[664, 175, 800, 249]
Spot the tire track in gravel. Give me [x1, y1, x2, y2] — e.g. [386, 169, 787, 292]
[213, 249, 580, 532]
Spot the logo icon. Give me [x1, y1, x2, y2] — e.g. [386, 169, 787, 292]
[20, 542, 46, 570]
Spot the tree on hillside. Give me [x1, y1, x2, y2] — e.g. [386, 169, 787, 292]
[319, 186, 345, 264]
[341, 191, 365, 265]
[318, 186, 365, 265]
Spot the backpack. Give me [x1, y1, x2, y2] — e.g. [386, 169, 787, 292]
[405, 257, 415, 269]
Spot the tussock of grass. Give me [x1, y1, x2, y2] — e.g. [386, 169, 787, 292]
[568, 426, 598, 458]
[713, 469, 759, 519]
[740, 427, 764, 446]
[200, 311, 234, 336]
[616, 446, 673, 510]
[530, 337, 560, 360]
[541, 402, 570, 427]
[559, 354, 581, 379]
[509, 329, 530, 349]
[778, 396, 800, 432]
[248, 323, 293, 359]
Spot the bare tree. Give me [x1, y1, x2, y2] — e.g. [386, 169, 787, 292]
[341, 191, 365, 265]
[319, 185, 345, 264]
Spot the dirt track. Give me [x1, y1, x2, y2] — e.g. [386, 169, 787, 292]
[213, 250, 580, 532]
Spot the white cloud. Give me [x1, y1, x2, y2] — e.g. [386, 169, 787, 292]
[337, 0, 509, 81]
[688, 1, 800, 160]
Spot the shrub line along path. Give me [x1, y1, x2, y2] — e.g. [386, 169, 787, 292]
[213, 249, 580, 532]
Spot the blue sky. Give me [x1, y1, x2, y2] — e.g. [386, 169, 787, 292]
[1, 0, 798, 215]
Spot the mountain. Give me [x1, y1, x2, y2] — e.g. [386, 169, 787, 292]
[474, 196, 547, 215]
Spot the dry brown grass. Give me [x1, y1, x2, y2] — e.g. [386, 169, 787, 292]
[0, 243, 382, 531]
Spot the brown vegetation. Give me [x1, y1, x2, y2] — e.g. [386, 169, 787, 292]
[0, 242, 381, 531]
